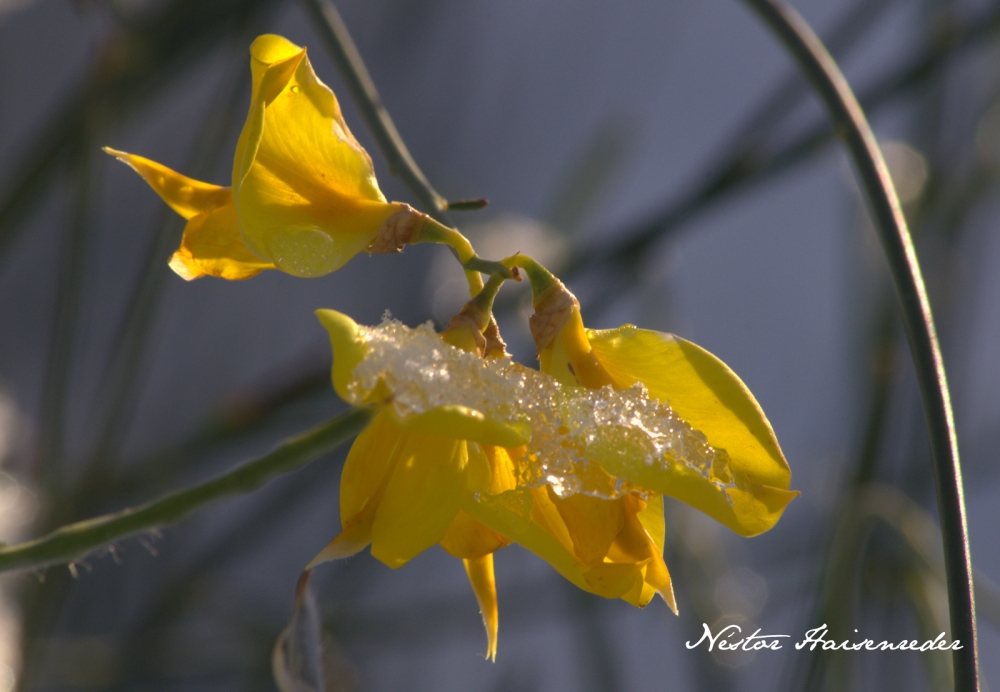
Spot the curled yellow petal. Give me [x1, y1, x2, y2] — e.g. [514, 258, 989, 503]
[544, 487, 625, 567]
[103, 147, 230, 220]
[315, 310, 369, 403]
[169, 198, 275, 280]
[464, 489, 641, 601]
[606, 497, 676, 612]
[636, 494, 665, 554]
[104, 148, 274, 280]
[540, 307, 614, 389]
[440, 510, 510, 559]
[234, 34, 398, 277]
[463, 554, 499, 662]
[306, 513, 373, 568]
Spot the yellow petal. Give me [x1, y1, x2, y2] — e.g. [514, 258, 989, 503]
[464, 489, 640, 600]
[440, 509, 510, 559]
[545, 487, 625, 566]
[103, 147, 230, 220]
[234, 35, 397, 277]
[606, 497, 677, 612]
[168, 197, 275, 280]
[587, 326, 796, 536]
[636, 494, 665, 554]
[389, 405, 531, 449]
[463, 554, 499, 662]
[306, 512, 373, 568]
[539, 308, 614, 389]
[481, 445, 521, 495]
[315, 310, 369, 403]
[338, 410, 401, 522]
[370, 434, 469, 568]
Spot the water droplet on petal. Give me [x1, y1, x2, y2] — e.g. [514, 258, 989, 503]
[266, 226, 343, 277]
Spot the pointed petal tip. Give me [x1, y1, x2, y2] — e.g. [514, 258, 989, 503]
[168, 253, 202, 281]
[306, 534, 370, 569]
[660, 585, 678, 615]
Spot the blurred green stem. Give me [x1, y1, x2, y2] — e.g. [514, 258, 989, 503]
[0, 407, 372, 574]
[742, 1, 978, 690]
[36, 126, 99, 495]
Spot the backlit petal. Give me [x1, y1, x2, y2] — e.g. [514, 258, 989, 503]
[465, 489, 641, 600]
[463, 554, 499, 662]
[338, 410, 401, 522]
[545, 487, 625, 566]
[606, 497, 676, 612]
[234, 35, 397, 277]
[440, 510, 510, 559]
[481, 445, 521, 495]
[306, 512, 373, 568]
[169, 198, 275, 280]
[315, 310, 369, 403]
[370, 434, 468, 568]
[587, 326, 796, 536]
[636, 494, 665, 554]
[104, 147, 229, 220]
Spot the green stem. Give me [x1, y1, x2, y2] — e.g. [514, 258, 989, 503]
[0, 407, 373, 574]
[415, 218, 514, 294]
[300, 0, 450, 223]
[742, 2, 978, 690]
[503, 254, 560, 301]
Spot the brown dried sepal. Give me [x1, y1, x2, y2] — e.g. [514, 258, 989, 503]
[369, 203, 428, 254]
[482, 318, 508, 358]
[444, 307, 488, 356]
[529, 279, 579, 352]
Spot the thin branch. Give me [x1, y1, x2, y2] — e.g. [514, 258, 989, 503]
[300, 0, 451, 224]
[0, 407, 372, 574]
[741, 1, 978, 690]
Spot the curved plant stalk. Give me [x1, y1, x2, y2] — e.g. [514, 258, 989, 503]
[741, 1, 978, 689]
[0, 407, 372, 574]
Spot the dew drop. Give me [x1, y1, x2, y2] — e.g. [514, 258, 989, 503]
[266, 226, 343, 277]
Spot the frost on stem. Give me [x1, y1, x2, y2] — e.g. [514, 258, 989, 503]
[347, 316, 738, 501]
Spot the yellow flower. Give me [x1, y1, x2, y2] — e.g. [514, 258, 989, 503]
[309, 261, 797, 656]
[308, 302, 694, 656]
[310, 309, 528, 661]
[105, 34, 417, 281]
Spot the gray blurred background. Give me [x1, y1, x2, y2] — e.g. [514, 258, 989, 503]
[0, 0, 998, 689]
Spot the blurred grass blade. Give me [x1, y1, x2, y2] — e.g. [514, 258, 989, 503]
[83, 49, 254, 487]
[0, 407, 372, 574]
[36, 127, 99, 494]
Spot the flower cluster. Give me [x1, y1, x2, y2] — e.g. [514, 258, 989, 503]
[107, 33, 796, 662]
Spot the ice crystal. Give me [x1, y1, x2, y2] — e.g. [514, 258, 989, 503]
[348, 315, 736, 500]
